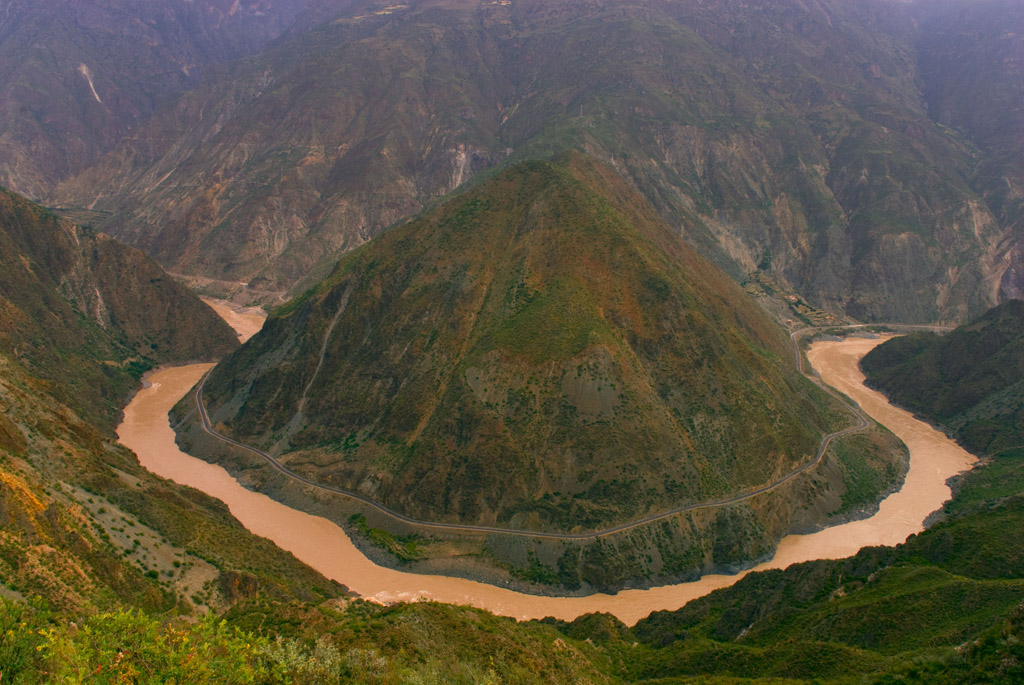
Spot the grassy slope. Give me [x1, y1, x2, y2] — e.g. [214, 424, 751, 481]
[183, 154, 906, 593]
[4, 453, 1023, 684]
[538, 302, 1024, 682]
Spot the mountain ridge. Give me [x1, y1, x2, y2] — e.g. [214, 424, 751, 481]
[0, 187, 239, 429]
[48, 0, 1018, 322]
[0, 188, 343, 616]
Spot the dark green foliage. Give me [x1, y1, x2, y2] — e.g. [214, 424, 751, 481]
[3, 300, 1024, 682]
[347, 515, 425, 564]
[831, 431, 905, 513]
[577, 305, 1024, 682]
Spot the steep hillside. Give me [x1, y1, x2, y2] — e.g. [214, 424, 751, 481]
[195, 155, 841, 529]
[179, 155, 904, 589]
[861, 299, 1024, 456]
[55, 0, 1006, 322]
[556, 307, 1024, 681]
[0, 356, 339, 615]
[0, 190, 343, 616]
[0, 0, 311, 199]
[0, 188, 237, 430]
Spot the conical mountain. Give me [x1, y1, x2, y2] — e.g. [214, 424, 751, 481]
[195, 154, 846, 533]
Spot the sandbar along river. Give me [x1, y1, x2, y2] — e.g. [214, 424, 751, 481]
[117, 306, 975, 625]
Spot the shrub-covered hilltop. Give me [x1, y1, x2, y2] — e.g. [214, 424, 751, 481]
[180, 154, 904, 591]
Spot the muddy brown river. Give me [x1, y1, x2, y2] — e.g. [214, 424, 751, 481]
[116, 330, 975, 625]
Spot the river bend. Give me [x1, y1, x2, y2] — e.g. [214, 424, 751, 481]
[116, 332, 974, 625]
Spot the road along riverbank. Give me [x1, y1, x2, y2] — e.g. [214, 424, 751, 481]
[116, 335, 975, 625]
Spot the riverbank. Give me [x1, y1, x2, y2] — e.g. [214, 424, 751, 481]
[116, 335, 974, 625]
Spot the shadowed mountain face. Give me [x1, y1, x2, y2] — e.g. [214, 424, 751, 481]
[0, 0, 312, 199]
[0, 187, 238, 430]
[0, 188, 343, 614]
[913, 0, 1024, 301]
[49, 0, 1017, 322]
[862, 299, 1024, 457]
[195, 154, 845, 531]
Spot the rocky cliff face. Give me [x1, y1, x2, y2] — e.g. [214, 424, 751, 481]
[49, 0, 1013, 323]
[913, 0, 1024, 302]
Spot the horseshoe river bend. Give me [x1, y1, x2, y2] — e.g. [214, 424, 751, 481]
[116, 301, 974, 626]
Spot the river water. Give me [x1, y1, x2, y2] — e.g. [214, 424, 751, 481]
[116, 317, 975, 625]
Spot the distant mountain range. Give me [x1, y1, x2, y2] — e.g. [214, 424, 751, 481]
[0, 0, 313, 200]
[11, 0, 1015, 323]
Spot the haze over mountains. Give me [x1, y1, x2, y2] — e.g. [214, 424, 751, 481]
[913, 0, 1024, 300]
[0, 0, 1011, 323]
[2, 0, 1024, 681]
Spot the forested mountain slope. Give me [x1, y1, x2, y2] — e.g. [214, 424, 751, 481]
[0, 187, 237, 428]
[862, 299, 1024, 457]
[0, 189, 339, 617]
